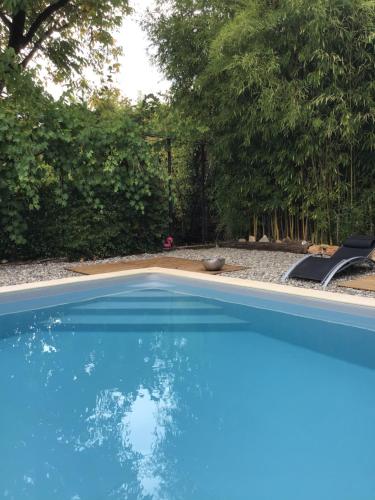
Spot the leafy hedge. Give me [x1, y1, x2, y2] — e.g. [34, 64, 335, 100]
[0, 86, 168, 259]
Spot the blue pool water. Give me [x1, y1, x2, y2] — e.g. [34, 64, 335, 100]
[1, 276, 375, 499]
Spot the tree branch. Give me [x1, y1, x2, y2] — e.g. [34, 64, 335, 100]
[21, 30, 54, 68]
[0, 11, 12, 29]
[24, 0, 70, 45]
[21, 22, 71, 68]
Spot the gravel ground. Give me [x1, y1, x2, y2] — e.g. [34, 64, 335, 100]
[0, 247, 374, 298]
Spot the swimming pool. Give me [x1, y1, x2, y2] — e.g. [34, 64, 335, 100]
[1, 272, 375, 499]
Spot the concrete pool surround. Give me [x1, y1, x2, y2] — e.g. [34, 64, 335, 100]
[1, 267, 375, 309]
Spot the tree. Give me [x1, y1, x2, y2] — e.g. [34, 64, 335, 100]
[146, 0, 375, 243]
[202, 0, 375, 242]
[0, 0, 130, 94]
[144, 0, 240, 107]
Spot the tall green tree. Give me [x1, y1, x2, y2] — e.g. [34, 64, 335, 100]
[147, 0, 375, 243]
[145, 0, 240, 106]
[0, 0, 130, 94]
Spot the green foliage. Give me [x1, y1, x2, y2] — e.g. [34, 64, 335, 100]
[0, 87, 168, 259]
[1, 0, 374, 260]
[147, 0, 375, 243]
[145, 0, 237, 97]
[136, 94, 215, 243]
[0, 0, 130, 92]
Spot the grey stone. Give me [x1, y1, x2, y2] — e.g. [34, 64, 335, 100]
[0, 247, 373, 298]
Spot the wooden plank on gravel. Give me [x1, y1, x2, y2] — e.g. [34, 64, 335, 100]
[175, 244, 216, 250]
[67, 256, 246, 276]
[219, 240, 308, 254]
[339, 276, 375, 292]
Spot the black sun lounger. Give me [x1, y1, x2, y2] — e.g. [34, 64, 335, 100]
[283, 234, 375, 288]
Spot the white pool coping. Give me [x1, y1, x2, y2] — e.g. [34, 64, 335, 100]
[1, 267, 375, 309]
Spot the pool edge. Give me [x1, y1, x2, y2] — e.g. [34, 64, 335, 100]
[1, 267, 375, 309]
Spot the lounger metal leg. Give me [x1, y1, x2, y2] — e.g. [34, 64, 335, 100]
[321, 257, 374, 289]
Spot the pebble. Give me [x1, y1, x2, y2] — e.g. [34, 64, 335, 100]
[0, 248, 374, 299]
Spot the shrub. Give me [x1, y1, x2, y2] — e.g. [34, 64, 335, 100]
[0, 90, 168, 259]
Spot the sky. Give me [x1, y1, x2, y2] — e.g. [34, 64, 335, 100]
[46, 0, 170, 101]
[117, 0, 170, 102]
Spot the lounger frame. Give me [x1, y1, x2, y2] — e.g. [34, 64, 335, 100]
[321, 257, 374, 288]
[282, 255, 374, 288]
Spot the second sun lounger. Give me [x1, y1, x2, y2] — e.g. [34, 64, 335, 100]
[282, 234, 375, 288]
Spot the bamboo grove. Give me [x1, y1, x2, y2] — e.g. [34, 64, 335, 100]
[147, 0, 375, 244]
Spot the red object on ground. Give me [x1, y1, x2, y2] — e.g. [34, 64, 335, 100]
[163, 235, 174, 250]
